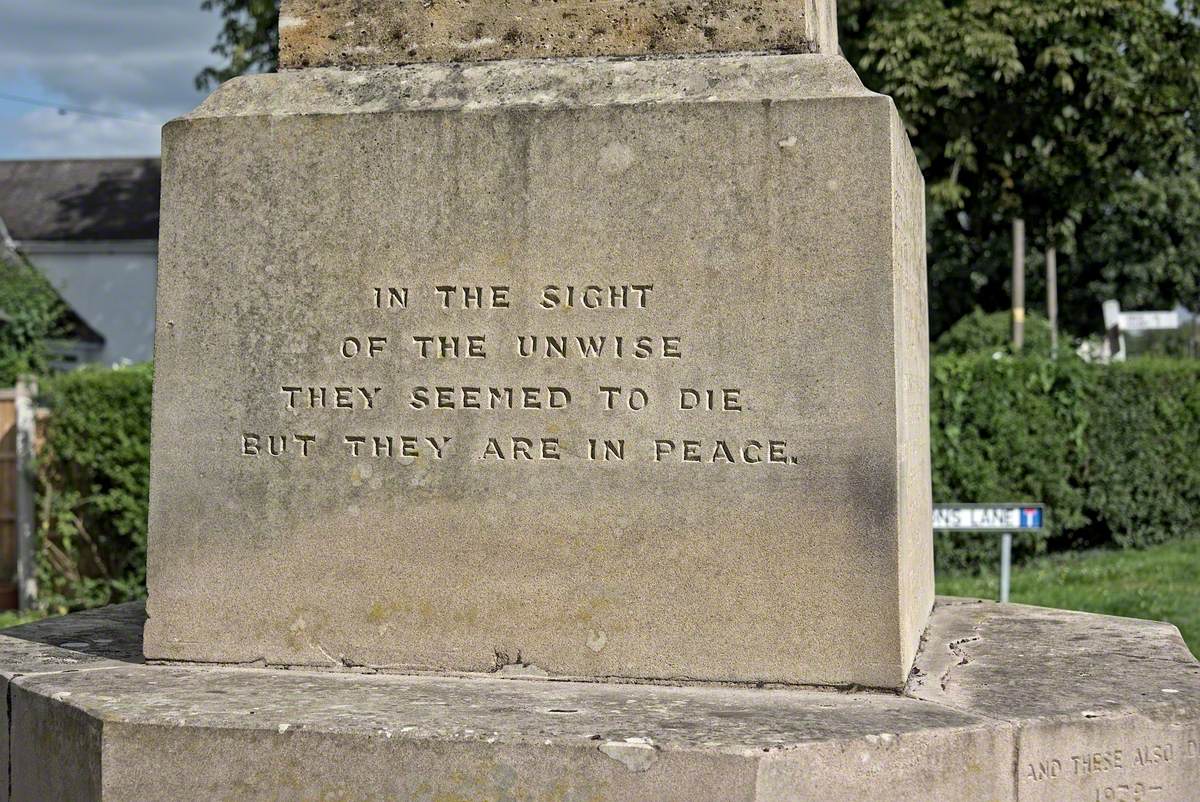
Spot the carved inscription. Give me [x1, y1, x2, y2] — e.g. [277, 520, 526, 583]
[242, 282, 804, 466]
[1022, 734, 1200, 801]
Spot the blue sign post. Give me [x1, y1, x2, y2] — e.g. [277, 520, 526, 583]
[934, 504, 1046, 603]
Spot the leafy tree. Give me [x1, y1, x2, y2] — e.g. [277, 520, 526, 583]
[0, 257, 67, 385]
[841, 0, 1200, 337]
[1069, 152, 1200, 329]
[196, 0, 279, 90]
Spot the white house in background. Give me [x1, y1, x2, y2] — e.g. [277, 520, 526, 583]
[0, 158, 160, 366]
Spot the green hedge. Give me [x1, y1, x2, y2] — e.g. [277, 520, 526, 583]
[1083, 360, 1200, 548]
[933, 354, 1200, 571]
[35, 364, 153, 613]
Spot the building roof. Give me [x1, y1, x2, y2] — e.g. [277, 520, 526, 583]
[0, 158, 160, 242]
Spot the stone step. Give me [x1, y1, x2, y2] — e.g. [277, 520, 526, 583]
[2, 598, 1196, 801]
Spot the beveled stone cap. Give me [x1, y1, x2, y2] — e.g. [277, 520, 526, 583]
[280, 0, 839, 69]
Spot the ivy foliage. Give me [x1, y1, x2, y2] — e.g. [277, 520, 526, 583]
[0, 257, 68, 386]
[35, 364, 153, 613]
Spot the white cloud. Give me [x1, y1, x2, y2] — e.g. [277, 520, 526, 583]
[6, 107, 162, 159]
[0, 0, 224, 157]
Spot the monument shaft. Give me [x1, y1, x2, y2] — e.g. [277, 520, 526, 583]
[280, 0, 840, 68]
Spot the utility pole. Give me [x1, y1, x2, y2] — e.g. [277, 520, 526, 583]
[1046, 245, 1058, 358]
[1012, 219, 1026, 351]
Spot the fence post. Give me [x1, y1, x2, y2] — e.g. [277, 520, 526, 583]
[15, 378, 36, 611]
[999, 532, 1013, 605]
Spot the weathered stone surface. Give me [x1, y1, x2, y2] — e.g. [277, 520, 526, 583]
[10, 687, 101, 802]
[13, 668, 1006, 802]
[4, 601, 1198, 801]
[910, 599, 1200, 802]
[0, 604, 143, 802]
[280, 0, 839, 69]
[0, 603, 145, 666]
[147, 53, 932, 689]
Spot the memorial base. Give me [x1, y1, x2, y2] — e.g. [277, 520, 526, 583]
[2, 599, 1197, 801]
[148, 52, 932, 690]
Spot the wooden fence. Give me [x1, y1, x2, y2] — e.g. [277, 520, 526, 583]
[0, 381, 37, 610]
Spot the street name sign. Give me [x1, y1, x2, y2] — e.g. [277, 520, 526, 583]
[933, 504, 1045, 532]
[1120, 311, 1180, 332]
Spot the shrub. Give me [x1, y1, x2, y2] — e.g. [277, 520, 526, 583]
[934, 308, 1055, 357]
[35, 363, 153, 613]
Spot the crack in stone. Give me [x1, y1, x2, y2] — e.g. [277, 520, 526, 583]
[1103, 650, 1200, 667]
[6, 675, 16, 802]
[1012, 725, 1023, 802]
[939, 635, 982, 693]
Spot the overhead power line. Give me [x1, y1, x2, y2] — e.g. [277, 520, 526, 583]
[0, 92, 158, 126]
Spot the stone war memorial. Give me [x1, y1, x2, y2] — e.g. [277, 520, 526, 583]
[2, 1, 1198, 800]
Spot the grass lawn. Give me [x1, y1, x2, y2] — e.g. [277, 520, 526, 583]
[0, 609, 47, 630]
[937, 538, 1200, 658]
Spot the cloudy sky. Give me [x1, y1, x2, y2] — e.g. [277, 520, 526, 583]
[0, 0, 223, 159]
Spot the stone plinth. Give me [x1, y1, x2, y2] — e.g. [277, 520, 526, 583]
[147, 53, 932, 689]
[4, 600, 1199, 801]
[279, 0, 840, 68]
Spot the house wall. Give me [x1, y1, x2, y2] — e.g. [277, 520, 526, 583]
[21, 241, 157, 366]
